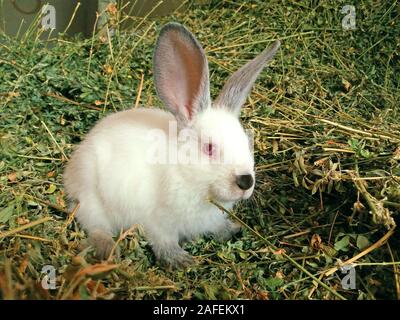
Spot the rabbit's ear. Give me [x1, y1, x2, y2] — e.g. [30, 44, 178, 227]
[153, 23, 211, 125]
[215, 40, 281, 117]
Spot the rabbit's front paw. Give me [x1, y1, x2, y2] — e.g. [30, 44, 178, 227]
[88, 230, 118, 260]
[213, 221, 242, 242]
[156, 246, 195, 269]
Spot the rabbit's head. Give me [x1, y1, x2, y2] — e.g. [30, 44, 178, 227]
[152, 23, 280, 202]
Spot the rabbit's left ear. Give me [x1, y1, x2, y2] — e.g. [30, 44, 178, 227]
[153, 23, 211, 125]
[215, 40, 281, 117]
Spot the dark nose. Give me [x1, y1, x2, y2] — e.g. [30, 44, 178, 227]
[235, 174, 254, 190]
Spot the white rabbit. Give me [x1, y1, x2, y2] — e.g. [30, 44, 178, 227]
[63, 22, 280, 268]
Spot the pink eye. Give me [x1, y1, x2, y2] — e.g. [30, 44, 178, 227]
[202, 143, 216, 156]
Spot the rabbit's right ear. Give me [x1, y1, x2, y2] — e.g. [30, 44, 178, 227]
[153, 23, 211, 125]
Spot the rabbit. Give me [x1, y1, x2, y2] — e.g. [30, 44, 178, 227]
[63, 22, 280, 268]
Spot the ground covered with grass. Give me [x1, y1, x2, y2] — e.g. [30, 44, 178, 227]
[0, 0, 399, 300]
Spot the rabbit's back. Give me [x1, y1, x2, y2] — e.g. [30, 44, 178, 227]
[90, 107, 174, 133]
[63, 108, 174, 223]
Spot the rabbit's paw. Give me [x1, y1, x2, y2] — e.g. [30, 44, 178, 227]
[156, 246, 195, 269]
[213, 221, 242, 242]
[88, 230, 119, 260]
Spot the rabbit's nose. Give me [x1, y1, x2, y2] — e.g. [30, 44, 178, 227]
[235, 174, 254, 190]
